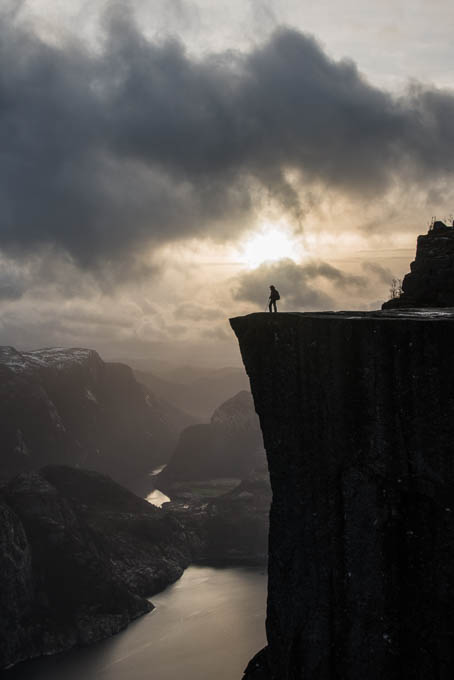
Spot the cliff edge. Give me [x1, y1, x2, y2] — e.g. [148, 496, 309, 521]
[231, 310, 454, 680]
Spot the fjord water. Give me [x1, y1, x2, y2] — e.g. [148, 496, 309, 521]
[6, 566, 267, 680]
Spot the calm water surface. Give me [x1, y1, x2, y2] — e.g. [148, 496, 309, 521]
[6, 566, 267, 680]
[145, 488, 170, 507]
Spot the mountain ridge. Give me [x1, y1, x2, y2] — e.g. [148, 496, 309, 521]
[0, 345, 193, 489]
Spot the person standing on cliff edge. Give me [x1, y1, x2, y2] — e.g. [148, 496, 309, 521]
[268, 285, 280, 312]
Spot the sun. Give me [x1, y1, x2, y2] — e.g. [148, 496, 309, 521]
[239, 225, 299, 268]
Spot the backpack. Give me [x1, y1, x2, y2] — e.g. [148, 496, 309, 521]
[274, 290, 280, 300]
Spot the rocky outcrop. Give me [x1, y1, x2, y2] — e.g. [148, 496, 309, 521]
[0, 346, 191, 488]
[383, 221, 454, 309]
[231, 310, 454, 680]
[158, 391, 265, 487]
[0, 466, 193, 669]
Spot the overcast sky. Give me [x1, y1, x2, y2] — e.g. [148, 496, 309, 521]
[1, 0, 454, 367]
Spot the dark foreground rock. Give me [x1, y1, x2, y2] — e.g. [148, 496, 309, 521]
[0, 346, 192, 489]
[243, 648, 271, 679]
[0, 466, 193, 670]
[383, 220, 454, 309]
[232, 310, 454, 680]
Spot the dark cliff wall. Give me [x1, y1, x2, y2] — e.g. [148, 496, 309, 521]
[231, 310, 454, 680]
[383, 221, 454, 309]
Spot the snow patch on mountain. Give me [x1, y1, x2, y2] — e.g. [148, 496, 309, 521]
[0, 346, 96, 374]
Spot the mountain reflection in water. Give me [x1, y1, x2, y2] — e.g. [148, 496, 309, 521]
[6, 566, 267, 680]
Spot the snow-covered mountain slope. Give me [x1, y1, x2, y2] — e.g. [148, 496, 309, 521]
[0, 346, 193, 487]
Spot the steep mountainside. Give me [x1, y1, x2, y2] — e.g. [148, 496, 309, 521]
[383, 220, 454, 309]
[158, 390, 265, 485]
[134, 366, 249, 420]
[231, 310, 454, 680]
[0, 465, 193, 670]
[0, 346, 192, 488]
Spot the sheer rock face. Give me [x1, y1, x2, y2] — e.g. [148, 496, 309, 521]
[231, 311, 454, 680]
[383, 221, 454, 309]
[0, 346, 187, 488]
[0, 466, 193, 670]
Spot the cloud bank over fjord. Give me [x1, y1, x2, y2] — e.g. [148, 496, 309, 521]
[1, 5, 454, 280]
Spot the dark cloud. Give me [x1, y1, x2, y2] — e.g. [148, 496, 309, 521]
[2, 6, 454, 275]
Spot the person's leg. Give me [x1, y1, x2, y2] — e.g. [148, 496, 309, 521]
[269, 300, 272, 312]
[272, 300, 277, 312]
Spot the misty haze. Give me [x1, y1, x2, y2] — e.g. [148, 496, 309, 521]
[2, 1, 454, 678]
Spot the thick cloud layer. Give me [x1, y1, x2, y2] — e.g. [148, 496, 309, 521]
[232, 258, 367, 310]
[2, 6, 454, 273]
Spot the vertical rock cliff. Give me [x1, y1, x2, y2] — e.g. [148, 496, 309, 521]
[231, 310, 454, 680]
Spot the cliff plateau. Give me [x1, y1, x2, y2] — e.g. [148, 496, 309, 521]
[231, 310, 454, 680]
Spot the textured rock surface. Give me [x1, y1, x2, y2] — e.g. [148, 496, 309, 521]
[158, 390, 265, 485]
[0, 346, 191, 488]
[231, 310, 454, 680]
[383, 221, 454, 308]
[0, 466, 193, 669]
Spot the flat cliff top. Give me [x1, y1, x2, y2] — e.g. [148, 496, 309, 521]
[231, 308, 454, 326]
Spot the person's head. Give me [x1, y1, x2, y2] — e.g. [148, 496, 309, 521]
[270, 285, 275, 290]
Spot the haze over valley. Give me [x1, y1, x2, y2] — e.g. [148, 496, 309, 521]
[2, 0, 454, 678]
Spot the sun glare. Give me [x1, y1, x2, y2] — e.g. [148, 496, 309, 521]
[240, 226, 300, 268]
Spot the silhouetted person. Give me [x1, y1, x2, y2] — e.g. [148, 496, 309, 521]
[268, 285, 280, 312]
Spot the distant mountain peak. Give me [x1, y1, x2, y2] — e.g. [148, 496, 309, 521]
[0, 345, 193, 488]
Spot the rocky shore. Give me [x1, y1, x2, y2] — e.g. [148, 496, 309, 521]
[0, 466, 194, 670]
